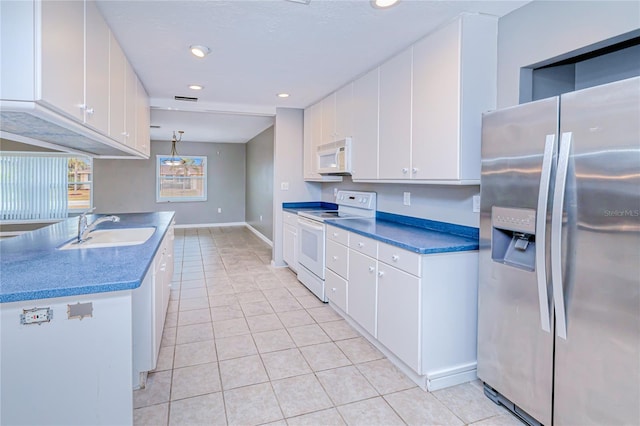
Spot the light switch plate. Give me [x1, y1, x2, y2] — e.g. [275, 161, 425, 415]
[403, 192, 410, 206]
[281, 182, 289, 191]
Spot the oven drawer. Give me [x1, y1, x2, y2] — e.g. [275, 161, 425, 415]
[378, 242, 421, 277]
[349, 234, 378, 258]
[327, 225, 349, 246]
[326, 268, 347, 313]
[326, 239, 348, 278]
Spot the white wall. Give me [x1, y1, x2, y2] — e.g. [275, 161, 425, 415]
[497, 0, 640, 108]
[321, 178, 480, 228]
[272, 108, 322, 266]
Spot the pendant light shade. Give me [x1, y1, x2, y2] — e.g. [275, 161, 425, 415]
[163, 131, 186, 166]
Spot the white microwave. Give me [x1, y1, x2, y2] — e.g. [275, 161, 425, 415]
[317, 138, 352, 175]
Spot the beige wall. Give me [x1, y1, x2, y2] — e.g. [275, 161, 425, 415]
[245, 126, 274, 241]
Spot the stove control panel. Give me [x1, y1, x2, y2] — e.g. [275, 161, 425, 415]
[336, 190, 377, 210]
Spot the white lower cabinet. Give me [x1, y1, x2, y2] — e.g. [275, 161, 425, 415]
[325, 268, 347, 312]
[377, 263, 420, 372]
[132, 224, 175, 389]
[282, 211, 298, 272]
[347, 249, 377, 337]
[325, 224, 479, 391]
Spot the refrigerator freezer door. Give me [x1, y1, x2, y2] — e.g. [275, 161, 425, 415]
[554, 76, 640, 425]
[478, 97, 558, 426]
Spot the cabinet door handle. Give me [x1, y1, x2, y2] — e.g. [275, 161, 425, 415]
[332, 287, 337, 292]
[411, 167, 418, 174]
[402, 168, 409, 174]
[358, 242, 364, 248]
[85, 107, 94, 115]
[392, 255, 399, 262]
[333, 232, 338, 237]
[377, 271, 385, 277]
[368, 266, 375, 273]
[332, 256, 338, 261]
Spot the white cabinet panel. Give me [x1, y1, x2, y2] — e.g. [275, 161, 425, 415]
[124, 62, 137, 148]
[326, 239, 348, 279]
[283, 223, 298, 272]
[348, 250, 377, 337]
[335, 83, 353, 141]
[327, 224, 349, 246]
[378, 242, 421, 276]
[135, 78, 150, 156]
[303, 102, 342, 182]
[377, 263, 420, 372]
[351, 67, 379, 180]
[321, 94, 336, 145]
[378, 48, 412, 179]
[84, 0, 110, 134]
[108, 31, 126, 144]
[326, 268, 347, 313]
[348, 233, 378, 258]
[40, 0, 84, 121]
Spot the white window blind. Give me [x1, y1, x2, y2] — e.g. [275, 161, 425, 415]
[1, 155, 69, 220]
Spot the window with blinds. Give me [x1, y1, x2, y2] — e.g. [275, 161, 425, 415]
[0, 154, 92, 221]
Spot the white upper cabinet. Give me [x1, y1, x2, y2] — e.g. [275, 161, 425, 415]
[412, 14, 497, 181]
[124, 62, 138, 149]
[351, 67, 379, 180]
[135, 78, 151, 156]
[321, 94, 336, 145]
[378, 48, 413, 180]
[303, 99, 342, 182]
[334, 83, 354, 142]
[40, 0, 85, 122]
[108, 32, 127, 145]
[84, 0, 110, 135]
[0, 0, 149, 158]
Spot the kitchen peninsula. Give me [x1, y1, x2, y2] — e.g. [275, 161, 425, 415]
[0, 211, 175, 426]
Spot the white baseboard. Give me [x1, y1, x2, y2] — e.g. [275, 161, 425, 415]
[173, 222, 247, 229]
[245, 224, 273, 247]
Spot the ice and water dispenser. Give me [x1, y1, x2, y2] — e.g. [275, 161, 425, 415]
[491, 206, 537, 271]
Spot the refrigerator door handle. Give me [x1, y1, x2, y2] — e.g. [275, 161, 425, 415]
[551, 131, 572, 340]
[535, 134, 555, 333]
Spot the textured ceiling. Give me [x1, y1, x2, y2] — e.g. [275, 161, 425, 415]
[97, 0, 528, 143]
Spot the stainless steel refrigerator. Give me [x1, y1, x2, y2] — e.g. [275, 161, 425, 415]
[478, 76, 639, 425]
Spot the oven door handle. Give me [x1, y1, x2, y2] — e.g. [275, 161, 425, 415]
[297, 216, 325, 231]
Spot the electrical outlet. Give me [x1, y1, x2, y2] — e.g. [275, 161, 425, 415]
[473, 195, 481, 213]
[403, 192, 411, 206]
[217, 208, 222, 213]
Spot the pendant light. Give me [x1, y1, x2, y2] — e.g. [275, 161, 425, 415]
[163, 131, 186, 166]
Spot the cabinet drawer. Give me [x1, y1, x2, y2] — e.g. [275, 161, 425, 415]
[283, 211, 298, 226]
[326, 269, 347, 313]
[378, 243, 421, 276]
[327, 225, 349, 245]
[326, 239, 348, 278]
[349, 234, 378, 258]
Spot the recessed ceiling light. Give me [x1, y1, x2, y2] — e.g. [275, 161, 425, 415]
[188, 84, 204, 90]
[277, 93, 290, 98]
[189, 45, 211, 58]
[371, 0, 399, 9]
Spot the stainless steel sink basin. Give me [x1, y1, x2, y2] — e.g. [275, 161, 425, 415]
[58, 227, 156, 250]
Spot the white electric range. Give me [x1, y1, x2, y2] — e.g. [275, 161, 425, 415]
[296, 190, 376, 302]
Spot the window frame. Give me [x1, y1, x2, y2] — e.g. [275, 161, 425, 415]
[67, 156, 94, 214]
[156, 155, 208, 203]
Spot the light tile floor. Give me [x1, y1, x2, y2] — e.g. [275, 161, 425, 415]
[134, 227, 523, 426]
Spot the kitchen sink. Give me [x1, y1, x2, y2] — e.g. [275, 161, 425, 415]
[58, 227, 156, 250]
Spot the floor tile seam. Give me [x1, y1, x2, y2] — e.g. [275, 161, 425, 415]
[335, 394, 409, 426]
[256, 347, 313, 382]
[416, 387, 467, 425]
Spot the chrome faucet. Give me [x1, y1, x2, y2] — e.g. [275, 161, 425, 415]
[77, 208, 120, 242]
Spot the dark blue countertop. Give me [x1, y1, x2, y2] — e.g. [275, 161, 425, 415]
[0, 211, 175, 303]
[326, 211, 479, 254]
[282, 201, 338, 214]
